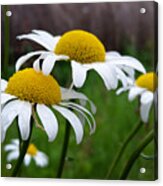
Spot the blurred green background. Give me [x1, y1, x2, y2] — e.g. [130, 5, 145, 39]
[1, 2, 157, 180]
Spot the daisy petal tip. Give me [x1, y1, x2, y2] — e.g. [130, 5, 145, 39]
[92, 107, 97, 115]
[32, 29, 38, 33]
[48, 134, 57, 142]
[128, 95, 133, 102]
[48, 138, 53, 142]
[77, 131, 84, 144]
[89, 128, 95, 135]
[143, 119, 148, 124]
[139, 65, 146, 74]
[74, 83, 83, 88]
[16, 35, 23, 40]
[75, 133, 83, 144]
[21, 135, 28, 141]
[76, 139, 82, 145]
[139, 64, 146, 74]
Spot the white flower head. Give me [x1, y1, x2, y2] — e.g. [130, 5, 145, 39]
[117, 72, 158, 123]
[16, 29, 146, 90]
[4, 139, 48, 167]
[1, 68, 96, 144]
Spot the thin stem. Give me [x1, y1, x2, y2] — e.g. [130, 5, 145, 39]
[106, 119, 143, 179]
[56, 121, 71, 178]
[3, 5, 10, 78]
[11, 118, 33, 177]
[119, 130, 154, 180]
[16, 117, 22, 152]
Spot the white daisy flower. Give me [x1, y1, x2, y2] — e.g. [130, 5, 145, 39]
[117, 72, 158, 123]
[1, 68, 96, 144]
[4, 139, 48, 167]
[16, 29, 146, 90]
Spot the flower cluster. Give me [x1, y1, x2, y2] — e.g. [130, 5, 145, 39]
[5, 139, 48, 167]
[117, 72, 158, 123]
[1, 29, 157, 169]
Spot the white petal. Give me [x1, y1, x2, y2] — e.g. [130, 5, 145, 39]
[71, 61, 88, 88]
[24, 154, 31, 166]
[61, 87, 96, 114]
[128, 86, 145, 101]
[126, 77, 135, 86]
[53, 105, 84, 144]
[105, 51, 121, 60]
[123, 66, 135, 80]
[1, 100, 22, 142]
[33, 58, 41, 72]
[33, 52, 56, 72]
[1, 93, 16, 105]
[15, 51, 48, 71]
[34, 151, 48, 167]
[115, 67, 128, 87]
[61, 87, 87, 100]
[55, 54, 69, 61]
[110, 56, 146, 74]
[76, 110, 86, 127]
[53, 36, 61, 50]
[42, 55, 56, 75]
[17, 33, 53, 51]
[1, 79, 8, 92]
[4, 144, 18, 152]
[32, 29, 61, 50]
[116, 86, 130, 95]
[88, 62, 118, 90]
[18, 101, 32, 140]
[140, 91, 154, 105]
[60, 102, 96, 134]
[140, 99, 153, 123]
[37, 104, 58, 142]
[7, 150, 19, 162]
[11, 139, 19, 145]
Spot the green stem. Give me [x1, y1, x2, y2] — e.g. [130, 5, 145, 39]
[119, 130, 154, 180]
[16, 117, 22, 152]
[56, 121, 71, 178]
[11, 119, 33, 177]
[106, 119, 143, 179]
[3, 5, 10, 78]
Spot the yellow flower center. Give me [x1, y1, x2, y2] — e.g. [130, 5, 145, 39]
[55, 30, 106, 64]
[136, 72, 158, 92]
[27, 144, 38, 156]
[5, 68, 61, 105]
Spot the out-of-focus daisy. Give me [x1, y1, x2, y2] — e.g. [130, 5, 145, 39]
[117, 72, 158, 123]
[4, 139, 48, 167]
[16, 29, 146, 90]
[1, 68, 96, 144]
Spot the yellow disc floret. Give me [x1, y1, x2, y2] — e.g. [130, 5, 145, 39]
[136, 72, 158, 92]
[27, 144, 38, 156]
[55, 30, 106, 64]
[5, 68, 61, 105]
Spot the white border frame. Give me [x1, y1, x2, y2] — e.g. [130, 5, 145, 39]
[0, 0, 162, 185]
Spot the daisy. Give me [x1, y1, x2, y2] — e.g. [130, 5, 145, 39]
[1, 68, 96, 144]
[16, 29, 146, 90]
[4, 139, 48, 167]
[117, 72, 158, 123]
